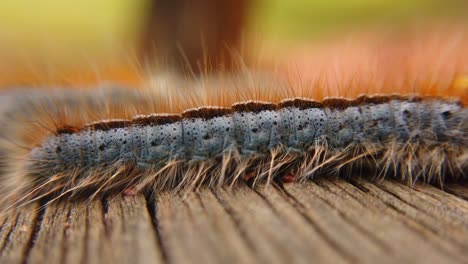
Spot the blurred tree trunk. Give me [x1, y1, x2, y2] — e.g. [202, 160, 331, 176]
[140, 0, 250, 74]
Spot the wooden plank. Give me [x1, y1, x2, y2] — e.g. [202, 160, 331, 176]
[0, 213, 11, 253]
[0, 204, 40, 264]
[285, 178, 466, 264]
[259, 184, 391, 264]
[155, 192, 212, 263]
[81, 196, 112, 264]
[0, 180, 467, 264]
[378, 180, 468, 232]
[9, 195, 163, 264]
[22, 200, 107, 264]
[154, 190, 256, 264]
[61, 201, 91, 264]
[413, 183, 468, 209]
[25, 202, 69, 264]
[349, 178, 468, 261]
[103, 194, 164, 264]
[186, 191, 255, 263]
[444, 184, 468, 200]
[214, 185, 347, 264]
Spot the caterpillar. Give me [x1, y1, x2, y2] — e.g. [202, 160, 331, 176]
[2, 86, 466, 210]
[1, 26, 468, 211]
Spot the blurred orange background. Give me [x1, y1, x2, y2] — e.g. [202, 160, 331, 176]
[0, 0, 467, 99]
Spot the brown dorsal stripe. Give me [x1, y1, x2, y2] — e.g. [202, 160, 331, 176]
[54, 95, 457, 136]
[386, 95, 408, 101]
[56, 125, 80, 135]
[231, 101, 277, 113]
[182, 107, 232, 119]
[84, 120, 130, 131]
[404, 96, 424, 102]
[385, 95, 422, 102]
[356, 95, 393, 104]
[133, 115, 182, 126]
[414, 96, 441, 102]
[322, 98, 361, 109]
[279, 98, 322, 109]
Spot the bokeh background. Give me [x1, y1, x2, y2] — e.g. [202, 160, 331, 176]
[0, 0, 467, 89]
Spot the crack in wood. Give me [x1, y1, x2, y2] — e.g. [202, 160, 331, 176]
[144, 193, 170, 264]
[270, 183, 362, 263]
[100, 197, 111, 238]
[348, 178, 468, 261]
[210, 189, 259, 257]
[0, 213, 20, 256]
[21, 203, 46, 264]
[317, 180, 394, 252]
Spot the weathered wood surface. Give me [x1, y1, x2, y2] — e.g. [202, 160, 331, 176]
[1, 177, 467, 264]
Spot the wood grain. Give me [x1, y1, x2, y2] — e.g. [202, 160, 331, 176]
[1, 178, 467, 264]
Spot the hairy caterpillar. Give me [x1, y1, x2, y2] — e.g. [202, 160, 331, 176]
[1, 27, 468, 211]
[1, 85, 466, 210]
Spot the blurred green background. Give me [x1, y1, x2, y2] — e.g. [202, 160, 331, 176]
[0, 0, 465, 47]
[0, 0, 145, 56]
[255, 0, 464, 40]
[0, 0, 466, 86]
